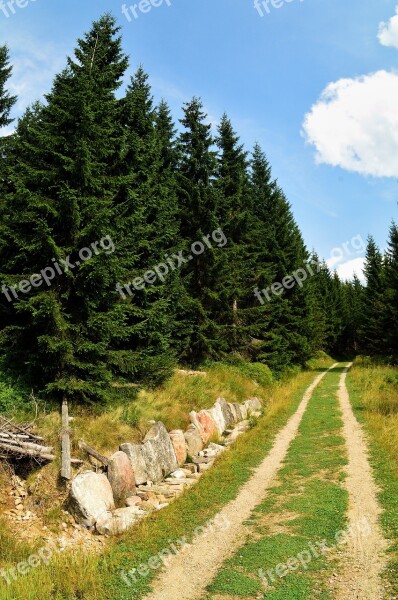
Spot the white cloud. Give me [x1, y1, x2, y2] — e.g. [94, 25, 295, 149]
[326, 253, 344, 269]
[378, 6, 398, 49]
[0, 125, 15, 138]
[302, 70, 398, 178]
[335, 257, 365, 282]
[5, 32, 69, 117]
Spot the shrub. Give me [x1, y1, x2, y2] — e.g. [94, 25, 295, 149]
[0, 375, 27, 414]
[214, 357, 273, 387]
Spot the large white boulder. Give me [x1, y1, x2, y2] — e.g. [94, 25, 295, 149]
[216, 398, 235, 429]
[143, 422, 179, 483]
[209, 402, 227, 435]
[69, 471, 115, 528]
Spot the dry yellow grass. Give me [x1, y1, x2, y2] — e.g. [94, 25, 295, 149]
[34, 363, 273, 459]
[3, 363, 273, 525]
[134, 363, 272, 432]
[349, 358, 398, 471]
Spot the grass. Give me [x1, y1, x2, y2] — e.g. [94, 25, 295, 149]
[134, 361, 273, 432]
[6, 362, 274, 525]
[0, 355, 334, 599]
[33, 362, 274, 458]
[346, 358, 398, 596]
[205, 365, 349, 600]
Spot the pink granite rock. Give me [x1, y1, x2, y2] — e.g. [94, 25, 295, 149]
[168, 430, 187, 466]
[190, 410, 217, 443]
[107, 451, 136, 505]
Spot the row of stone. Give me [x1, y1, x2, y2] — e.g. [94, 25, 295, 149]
[69, 397, 262, 535]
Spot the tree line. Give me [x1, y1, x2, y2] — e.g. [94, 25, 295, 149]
[0, 15, 396, 404]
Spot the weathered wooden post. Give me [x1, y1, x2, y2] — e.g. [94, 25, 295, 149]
[61, 399, 71, 480]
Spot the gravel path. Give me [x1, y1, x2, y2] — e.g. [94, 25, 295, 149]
[141, 365, 338, 600]
[334, 364, 388, 600]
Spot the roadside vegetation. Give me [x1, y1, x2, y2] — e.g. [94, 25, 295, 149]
[0, 355, 333, 600]
[347, 358, 398, 595]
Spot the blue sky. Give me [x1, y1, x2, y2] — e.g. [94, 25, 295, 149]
[1, 0, 398, 279]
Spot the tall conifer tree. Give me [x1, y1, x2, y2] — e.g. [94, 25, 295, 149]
[215, 114, 250, 353]
[385, 222, 398, 361]
[361, 237, 387, 357]
[177, 98, 223, 363]
[0, 16, 132, 402]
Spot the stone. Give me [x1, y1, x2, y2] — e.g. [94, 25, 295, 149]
[216, 398, 235, 429]
[239, 403, 248, 420]
[227, 403, 239, 424]
[183, 463, 198, 474]
[107, 451, 136, 505]
[164, 478, 188, 486]
[245, 397, 262, 415]
[120, 443, 148, 485]
[138, 498, 159, 510]
[96, 506, 145, 536]
[209, 403, 227, 436]
[226, 427, 246, 444]
[169, 469, 187, 479]
[143, 422, 179, 483]
[184, 425, 204, 457]
[193, 455, 214, 465]
[136, 491, 149, 501]
[69, 472, 115, 528]
[207, 442, 226, 455]
[168, 430, 187, 466]
[125, 495, 141, 507]
[190, 410, 217, 443]
[139, 439, 161, 484]
[232, 403, 244, 422]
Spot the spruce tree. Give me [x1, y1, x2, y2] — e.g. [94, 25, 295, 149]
[215, 114, 250, 353]
[384, 222, 398, 361]
[305, 254, 329, 354]
[155, 99, 193, 359]
[0, 45, 17, 340]
[0, 15, 132, 402]
[0, 45, 16, 130]
[247, 145, 312, 372]
[114, 69, 182, 383]
[361, 237, 387, 357]
[342, 275, 364, 356]
[177, 98, 223, 364]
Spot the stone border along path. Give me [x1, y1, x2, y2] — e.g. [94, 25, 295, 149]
[141, 364, 338, 600]
[334, 364, 388, 600]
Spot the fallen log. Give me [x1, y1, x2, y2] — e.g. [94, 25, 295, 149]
[0, 433, 37, 441]
[0, 440, 54, 454]
[78, 440, 109, 466]
[0, 416, 43, 442]
[0, 441, 55, 461]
